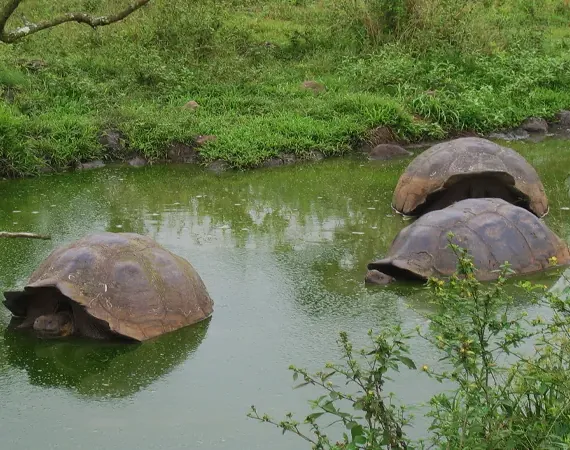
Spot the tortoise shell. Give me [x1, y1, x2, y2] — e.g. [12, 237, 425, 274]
[3, 232, 213, 341]
[391, 137, 548, 217]
[368, 198, 570, 281]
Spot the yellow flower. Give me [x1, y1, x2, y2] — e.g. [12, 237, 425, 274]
[422, 365, 429, 371]
[549, 256, 559, 266]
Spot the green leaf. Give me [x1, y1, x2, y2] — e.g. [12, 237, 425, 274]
[351, 424, 364, 440]
[354, 435, 366, 445]
[292, 372, 298, 382]
[322, 401, 337, 414]
[305, 412, 324, 421]
[397, 356, 417, 370]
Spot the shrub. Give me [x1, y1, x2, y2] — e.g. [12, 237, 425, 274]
[249, 240, 570, 449]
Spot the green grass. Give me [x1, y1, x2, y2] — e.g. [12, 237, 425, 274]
[1, 0, 570, 177]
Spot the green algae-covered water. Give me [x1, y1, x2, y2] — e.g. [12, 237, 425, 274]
[1, 138, 570, 449]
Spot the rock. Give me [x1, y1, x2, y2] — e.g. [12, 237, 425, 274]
[207, 160, 228, 174]
[128, 156, 147, 167]
[364, 270, 395, 285]
[305, 150, 325, 162]
[17, 58, 48, 72]
[558, 110, 570, 128]
[261, 157, 284, 168]
[184, 100, 200, 110]
[2, 87, 15, 104]
[98, 129, 128, 157]
[368, 144, 412, 161]
[359, 126, 397, 152]
[38, 165, 55, 174]
[521, 117, 548, 133]
[195, 135, 217, 145]
[301, 80, 325, 94]
[78, 160, 105, 170]
[488, 129, 530, 141]
[280, 153, 297, 165]
[166, 141, 200, 164]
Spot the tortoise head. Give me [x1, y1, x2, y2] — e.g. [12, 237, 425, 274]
[364, 269, 395, 285]
[33, 312, 75, 339]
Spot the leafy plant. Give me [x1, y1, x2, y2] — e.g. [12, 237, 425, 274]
[249, 240, 570, 449]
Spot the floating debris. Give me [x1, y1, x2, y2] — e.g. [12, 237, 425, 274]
[367, 207, 376, 210]
[31, 211, 39, 214]
[371, 226, 378, 229]
[351, 231, 365, 235]
[151, 213, 160, 217]
[234, 203, 241, 206]
[12, 210, 21, 213]
[561, 207, 570, 211]
[115, 225, 123, 228]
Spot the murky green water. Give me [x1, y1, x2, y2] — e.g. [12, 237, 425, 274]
[1, 138, 570, 449]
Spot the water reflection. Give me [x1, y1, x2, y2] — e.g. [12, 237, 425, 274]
[2, 319, 210, 398]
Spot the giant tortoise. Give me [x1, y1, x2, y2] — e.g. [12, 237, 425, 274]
[366, 198, 570, 284]
[3, 232, 214, 341]
[391, 137, 548, 217]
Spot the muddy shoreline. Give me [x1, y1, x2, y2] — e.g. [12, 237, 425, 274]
[3, 111, 569, 180]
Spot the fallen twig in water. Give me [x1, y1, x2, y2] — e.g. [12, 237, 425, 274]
[0, 232, 51, 240]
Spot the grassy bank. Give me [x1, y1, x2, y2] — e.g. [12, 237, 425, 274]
[1, 0, 570, 177]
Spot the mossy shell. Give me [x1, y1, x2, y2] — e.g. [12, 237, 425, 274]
[3, 232, 214, 341]
[369, 198, 569, 281]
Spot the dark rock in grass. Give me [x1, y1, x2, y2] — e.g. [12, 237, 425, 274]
[557, 110, 570, 128]
[128, 156, 147, 167]
[183, 100, 200, 110]
[261, 157, 284, 168]
[488, 129, 530, 141]
[2, 87, 15, 104]
[17, 59, 48, 72]
[305, 150, 325, 162]
[195, 135, 217, 146]
[301, 80, 326, 94]
[368, 144, 412, 161]
[358, 126, 398, 153]
[280, 153, 297, 165]
[166, 141, 201, 164]
[78, 160, 105, 170]
[98, 129, 128, 157]
[207, 160, 229, 174]
[521, 117, 548, 133]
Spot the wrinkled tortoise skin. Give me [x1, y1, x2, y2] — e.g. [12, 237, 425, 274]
[369, 198, 570, 281]
[3, 232, 214, 341]
[392, 137, 548, 217]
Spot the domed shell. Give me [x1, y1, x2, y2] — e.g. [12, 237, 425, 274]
[3, 232, 214, 341]
[392, 137, 548, 217]
[368, 198, 570, 281]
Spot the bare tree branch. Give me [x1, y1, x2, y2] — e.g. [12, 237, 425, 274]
[0, 0, 152, 43]
[0, 232, 51, 240]
[0, 0, 20, 34]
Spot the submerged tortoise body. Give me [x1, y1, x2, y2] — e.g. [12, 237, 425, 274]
[368, 198, 570, 282]
[3, 232, 214, 341]
[392, 137, 548, 217]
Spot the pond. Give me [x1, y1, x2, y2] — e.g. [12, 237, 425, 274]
[1, 138, 570, 449]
